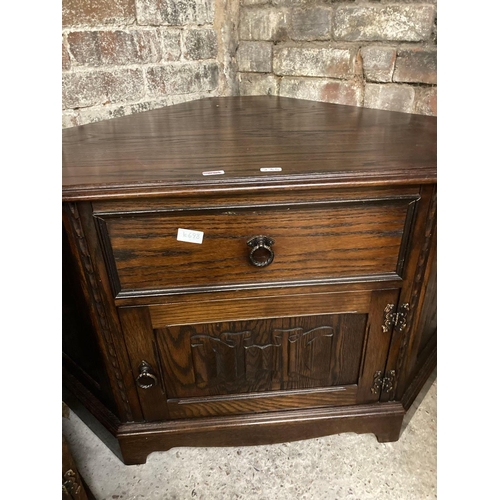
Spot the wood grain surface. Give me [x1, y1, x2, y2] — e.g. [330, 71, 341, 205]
[62, 96, 436, 200]
[98, 199, 412, 295]
[117, 402, 406, 464]
[148, 290, 372, 327]
[156, 314, 366, 399]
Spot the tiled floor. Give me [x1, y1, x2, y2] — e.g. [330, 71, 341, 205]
[63, 373, 436, 500]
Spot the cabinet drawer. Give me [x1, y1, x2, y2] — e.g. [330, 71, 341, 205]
[96, 198, 416, 297]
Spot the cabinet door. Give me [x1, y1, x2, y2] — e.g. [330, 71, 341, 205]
[119, 289, 399, 421]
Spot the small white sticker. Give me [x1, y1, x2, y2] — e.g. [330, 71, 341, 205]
[202, 170, 225, 176]
[177, 228, 204, 244]
[260, 167, 282, 172]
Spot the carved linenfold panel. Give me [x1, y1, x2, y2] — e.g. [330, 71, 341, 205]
[283, 326, 335, 381]
[244, 340, 282, 387]
[190, 326, 337, 390]
[191, 330, 254, 388]
[156, 314, 367, 399]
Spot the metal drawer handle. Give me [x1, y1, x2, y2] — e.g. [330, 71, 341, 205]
[136, 360, 158, 389]
[247, 235, 275, 267]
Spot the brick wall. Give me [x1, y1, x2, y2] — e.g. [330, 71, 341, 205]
[62, 0, 239, 127]
[237, 0, 437, 115]
[62, 1, 436, 128]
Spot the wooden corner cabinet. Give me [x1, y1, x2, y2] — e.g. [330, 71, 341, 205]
[62, 96, 437, 465]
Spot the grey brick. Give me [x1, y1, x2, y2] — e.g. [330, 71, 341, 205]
[62, 111, 78, 128]
[63, 0, 135, 27]
[236, 42, 272, 72]
[360, 46, 396, 83]
[62, 68, 144, 109]
[334, 5, 435, 42]
[74, 100, 165, 125]
[76, 94, 215, 125]
[290, 7, 332, 41]
[279, 77, 363, 106]
[184, 29, 218, 60]
[414, 87, 437, 116]
[67, 29, 161, 67]
[146, 62, 219, 96]
[364, 83, 415, 113]
[240, 8, 289, 41]
[274, 46, 355, 79]
[238, 73, 279, 95]
[393, 47, 437, 84]
[160, 29, 182, 62]
[136, 0, 215, 26]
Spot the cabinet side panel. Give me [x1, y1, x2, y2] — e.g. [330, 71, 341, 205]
[63, 202, 143, 422]
[63, 224, 116, 413]
[406, 229, 437, 391]
[393, 185, 437, 401]
[416, 248, 437, 359]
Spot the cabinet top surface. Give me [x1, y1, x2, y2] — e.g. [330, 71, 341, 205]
[62, 96, 436, 201]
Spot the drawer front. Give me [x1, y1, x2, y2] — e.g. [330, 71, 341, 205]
[97, 199, 415, 297]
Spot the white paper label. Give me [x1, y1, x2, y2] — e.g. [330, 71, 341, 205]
[177, 228, 204, 244]
[260, 167, 282, 172]
[202, 170, 225, 176]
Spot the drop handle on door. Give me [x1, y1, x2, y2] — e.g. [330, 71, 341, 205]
[136, 360, 158, 389]
[247, 235, 275, 267]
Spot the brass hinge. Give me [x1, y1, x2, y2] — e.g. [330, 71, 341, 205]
[62, 469, 81, 497]
[382, 303, 409, 333]
[370, 370, 396, 395]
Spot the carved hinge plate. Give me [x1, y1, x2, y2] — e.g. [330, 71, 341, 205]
[370, 370, 396, 395]
[382, 303, 409, 332]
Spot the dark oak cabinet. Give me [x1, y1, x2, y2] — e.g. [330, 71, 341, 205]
[62, 96, 436, 465]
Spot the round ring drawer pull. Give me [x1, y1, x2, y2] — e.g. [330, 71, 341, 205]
[136, 360, 158, 389]
[247, 235, 275, 267]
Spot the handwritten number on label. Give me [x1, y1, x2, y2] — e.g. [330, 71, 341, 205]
[177, 228, 204, 244]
